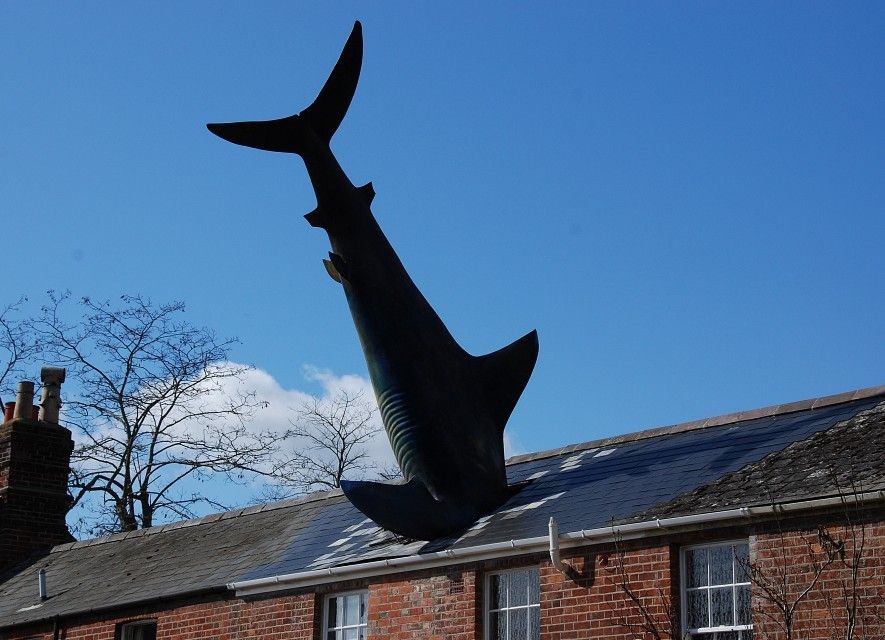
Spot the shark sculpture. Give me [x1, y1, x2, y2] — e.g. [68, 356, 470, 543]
[208, 22, 538, 540]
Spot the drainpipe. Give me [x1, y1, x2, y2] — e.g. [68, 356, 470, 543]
[548, 517, 576, 579]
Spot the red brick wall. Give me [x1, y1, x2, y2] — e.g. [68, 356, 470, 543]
[540, 542, 674, 640]
[369, 568, 478, 639]
[750, 513, 885, 640]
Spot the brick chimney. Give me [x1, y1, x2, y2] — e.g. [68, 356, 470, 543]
[0, 368, 74, 577]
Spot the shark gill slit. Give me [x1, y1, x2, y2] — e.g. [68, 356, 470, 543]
[377, 388, 421, 478]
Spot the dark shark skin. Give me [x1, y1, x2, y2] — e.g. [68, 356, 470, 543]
[207, 22, 538, 540]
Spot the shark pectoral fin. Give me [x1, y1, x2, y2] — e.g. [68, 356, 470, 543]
[358, 182, 375, 205]
[323, 259, 342, 283]
[341, 477, 480, 541]
[328, 252, 350, 282]
[475, 329, 539, 432]
[300, 22, 362, 144]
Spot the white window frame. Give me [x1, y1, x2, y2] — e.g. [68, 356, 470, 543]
[680, 540, 752, 639]
[485, 566, 541, 640]
[119, 620, 157, 640]
[323, 589, 368, 640]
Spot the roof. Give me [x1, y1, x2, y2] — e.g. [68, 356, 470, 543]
[628, 399, 885, 521]
[1, 386, 883, 628]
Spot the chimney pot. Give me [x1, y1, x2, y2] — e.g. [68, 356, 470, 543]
[39, 367, 66, 424]
[12, 381, 35, 421]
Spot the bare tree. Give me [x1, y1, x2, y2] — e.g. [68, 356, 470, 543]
[0, 297, 39, 398]
[34, 292, 279, 536]
[271, 389, 381, 495]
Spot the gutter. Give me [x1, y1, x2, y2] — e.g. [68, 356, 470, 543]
[228, 489, 884, 597]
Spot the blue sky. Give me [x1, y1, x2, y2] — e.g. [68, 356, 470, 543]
[2, 2, 883, 460]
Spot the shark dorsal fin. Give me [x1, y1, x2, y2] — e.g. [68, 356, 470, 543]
[474, 330, 539, 433]
[341, 477, 481, 541]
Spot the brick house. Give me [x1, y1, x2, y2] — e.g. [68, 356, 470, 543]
[1, 382, 883, 640]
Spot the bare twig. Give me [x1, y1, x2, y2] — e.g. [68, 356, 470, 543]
[0, 297, 39, 396]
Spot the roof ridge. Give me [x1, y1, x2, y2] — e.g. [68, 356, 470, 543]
[52, 488, 345, 552]
[506, 384, 885, 465]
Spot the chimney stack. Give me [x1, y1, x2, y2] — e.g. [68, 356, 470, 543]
[0, 369, 74, 577]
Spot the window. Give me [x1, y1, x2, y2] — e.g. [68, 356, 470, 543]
[681, 541, 752, 639]
[324, 590, 368, 640]
[486, 567, 540, 640]
[119, 621, 157, 640]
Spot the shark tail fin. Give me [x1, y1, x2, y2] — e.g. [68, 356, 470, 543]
[300, 21, 362, 143]
[206, 21, 362, 152]
[475, 329, 539, 433]
[341, 477, 480, 541]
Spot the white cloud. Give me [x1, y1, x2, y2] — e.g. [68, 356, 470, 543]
[227, 363, 397, 477]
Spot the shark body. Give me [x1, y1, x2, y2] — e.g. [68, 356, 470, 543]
[208, 22, 538, 540]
